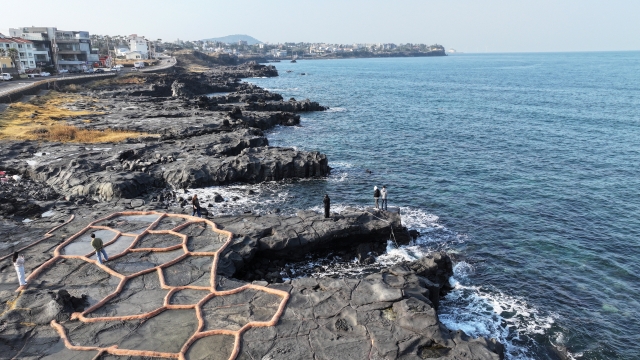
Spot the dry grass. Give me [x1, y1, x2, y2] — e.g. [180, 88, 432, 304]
[60, 83, 84, 92]
[0, 91, 145, 143]
[28, 123, 141, 143]
[88, 74, 147, 89]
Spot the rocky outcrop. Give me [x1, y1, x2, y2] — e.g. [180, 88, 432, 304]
[251, 263, 504, 360]
[0, 66, 328, 204]
[0, 138, 328, 202]
[245, 98, 327, 112]
[0, 208, 502, 360]
[211, 208, 411, 281]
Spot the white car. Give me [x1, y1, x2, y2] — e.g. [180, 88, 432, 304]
[1, 73, 12, 81]
[40, 72, 51, 77]
[58, 69, 69, 73]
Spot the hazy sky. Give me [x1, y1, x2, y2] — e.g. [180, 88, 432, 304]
[3, 0, 639, 53]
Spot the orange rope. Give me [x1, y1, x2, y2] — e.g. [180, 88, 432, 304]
[23, 211, 288, 360]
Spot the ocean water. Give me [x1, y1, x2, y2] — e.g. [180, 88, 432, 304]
[199, 52, 640, 359]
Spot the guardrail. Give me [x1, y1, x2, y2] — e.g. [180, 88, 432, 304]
[0, 73, 117, 99]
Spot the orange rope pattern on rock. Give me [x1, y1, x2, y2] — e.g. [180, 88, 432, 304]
[22, 211, 288, 360]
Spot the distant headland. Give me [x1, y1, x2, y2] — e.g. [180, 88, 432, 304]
[186, 35, 447, 60]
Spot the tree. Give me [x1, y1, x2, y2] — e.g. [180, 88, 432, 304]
[7, 48, 20, 72]
[0, 48, 5, 57]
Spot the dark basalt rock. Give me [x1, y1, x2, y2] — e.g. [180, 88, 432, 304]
[0, 59, 503, 360]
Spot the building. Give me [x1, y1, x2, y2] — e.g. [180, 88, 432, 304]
[270, 49, 287, 58]
[129, 35, 149, 59]
[98, 55, 112, 67]
[125, 51, 144, 60]
[0, 33, 36, 72]
[9, 27, 100, 71]
[116, 47, 129, 55]
[0, 56, 14, 72]
[8, 27, 53, 68]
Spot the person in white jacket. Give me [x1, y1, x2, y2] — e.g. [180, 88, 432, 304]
[380, 185, 388, 210]
[12, 252, 27, 286]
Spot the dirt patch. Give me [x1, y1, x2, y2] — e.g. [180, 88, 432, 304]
[173, 50, 237, 73]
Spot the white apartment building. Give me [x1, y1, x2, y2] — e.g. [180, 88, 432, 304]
[9, 27, 100, 70]
[128, 35, 149, 59]
[270, 49, 287, 58]
[0, 34, 36, 72]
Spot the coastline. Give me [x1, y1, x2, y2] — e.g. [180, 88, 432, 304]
[0, 52, 503, 359]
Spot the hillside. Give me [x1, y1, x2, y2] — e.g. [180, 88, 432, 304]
[201, 34, 262, 45]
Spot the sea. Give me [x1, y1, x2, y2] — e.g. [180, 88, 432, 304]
[194, 52, 640, 359]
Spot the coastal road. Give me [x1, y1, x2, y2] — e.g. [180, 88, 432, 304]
[0, 73, 117, 100]
[139, 57, 176, 73]
[0, 57, 175, 99]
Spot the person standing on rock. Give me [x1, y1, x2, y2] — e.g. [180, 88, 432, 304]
[91, 233, 109, 265]
[373, 186, 381, 209]
[12, 252, 27, 286]
[323, 194, 331, 218]
[192, 194, 202, 218]
[380, 185, 388, 211]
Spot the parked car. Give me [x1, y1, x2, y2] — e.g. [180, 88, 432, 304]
[58, 69, 69, 73]
[1, 73, 13, 81]
[114, 64, 124, 69]
[40, 72, 51, 77]
[94, 68, 105, 73]
[130, 67, 139, 72]
[69, 69, 82, 74]
[84, 69, 95, 74]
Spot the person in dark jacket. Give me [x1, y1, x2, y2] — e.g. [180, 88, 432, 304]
[192, 194, 201, 218]
[373, 186, 381, 209]
[323, 194, 331, 218]
[91, 233, 109, 264]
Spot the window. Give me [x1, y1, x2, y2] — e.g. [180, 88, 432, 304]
[18, 44, 23, 48]
[27, 44, 31, 48]
[29, 61, 34, 64]
[28, 53, 33, 57]
[19, 53, 26, 57]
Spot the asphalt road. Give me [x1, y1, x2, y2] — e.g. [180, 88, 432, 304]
[0, 57, 176, 96]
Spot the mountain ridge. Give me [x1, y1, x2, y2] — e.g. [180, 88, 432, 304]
[201, 34, 262, 45]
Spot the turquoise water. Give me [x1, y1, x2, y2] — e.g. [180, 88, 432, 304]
[246, 52, 640, 359]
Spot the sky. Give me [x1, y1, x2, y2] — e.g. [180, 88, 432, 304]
[2, 0, 640, 53]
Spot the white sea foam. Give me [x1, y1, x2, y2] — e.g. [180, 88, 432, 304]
[263, 88, 299, 92]
[325, 107, 347, 113]
[438, 262, 558, 360]
[185, 183, 293, 216]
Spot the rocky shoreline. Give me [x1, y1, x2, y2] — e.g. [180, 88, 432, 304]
[0, 57, 503, 359]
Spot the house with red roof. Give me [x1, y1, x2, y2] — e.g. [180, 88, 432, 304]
[0, 33, 36, 73]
